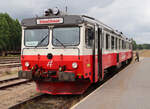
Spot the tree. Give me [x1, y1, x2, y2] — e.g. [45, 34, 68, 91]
[137, 44, 143, 50]
[14, 19, 21, 50]
[0, 15, 10, 55]
[0, 13, 21, 56]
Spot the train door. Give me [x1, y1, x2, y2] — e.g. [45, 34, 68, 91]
[93, 25, 103, 82]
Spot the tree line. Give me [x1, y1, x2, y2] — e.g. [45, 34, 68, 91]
[132, 40, 150, 50]
[0, 13, 21, 56]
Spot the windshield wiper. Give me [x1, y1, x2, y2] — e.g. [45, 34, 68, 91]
[35, 34, 48, 48]
[54, 38, 66, 48]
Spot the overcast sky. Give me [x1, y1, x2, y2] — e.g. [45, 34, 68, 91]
[0, 0, 150, 44]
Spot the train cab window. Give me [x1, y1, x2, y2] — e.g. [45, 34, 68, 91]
[24, 28, 49, 47]
[115, 37, 118, 50]
[53, 27, 80, 46]
[111, 36, 114, 49]
[106, 34, 110, 49]
[85, 28, 94, 48]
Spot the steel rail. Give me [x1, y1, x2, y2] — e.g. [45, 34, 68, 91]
[0, 77, 19, 83]
[0, 79, 32, 90]
[0, 63, 21, 69]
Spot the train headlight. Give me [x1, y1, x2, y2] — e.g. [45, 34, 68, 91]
[25, 62, 30, 67]
[52, 7, 59, 15]
[72, 62, 78, 69]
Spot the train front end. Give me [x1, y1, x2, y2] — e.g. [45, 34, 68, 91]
[19, 14, 94, 95]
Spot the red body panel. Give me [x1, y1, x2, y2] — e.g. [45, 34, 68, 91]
[21, 50, 132, 95]
[36, 80, 91, 95]
[22, 55, 93, 80]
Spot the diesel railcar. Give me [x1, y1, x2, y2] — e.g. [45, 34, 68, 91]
[18, 9, 133, 95]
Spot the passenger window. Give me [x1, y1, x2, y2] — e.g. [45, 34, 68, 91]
[101, 33, 104, 48]
[85, 28, 94, 48]
[111, 36, 114, 49]
[127, 42, 129, 49]
[119, 39, 121, 49]
[106, 34, 110, 49]
[115, 38, 118, 50]
[129, 43, 132, 49]
[122, 40, 124, 49]
[124, 41, 126, 49]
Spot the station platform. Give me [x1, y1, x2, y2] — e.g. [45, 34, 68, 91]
[71, 57, 150, 109]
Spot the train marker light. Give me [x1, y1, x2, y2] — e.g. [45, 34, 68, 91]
[25, 62, 30, 67]
[72, 62, 78, 69]
[87, 64, 91, 67]
[44, 8, 60, 16]
[52, 7, 59, 15]
[44, 8, 53, 16]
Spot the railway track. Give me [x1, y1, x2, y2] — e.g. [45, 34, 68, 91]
[0, 58, 20, 63]
[8, 63, 130, 109]
[0, 81, 36, 109]
[0, 77, 19, 83]
[0, 58, 19, 62]
[0, 57, 21, 69]
[0, 77, 31, 90]
[0, 61, 20, 64]
[0, 63, 21, 69]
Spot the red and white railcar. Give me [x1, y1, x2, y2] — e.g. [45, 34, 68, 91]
[19, 9, 133, 95]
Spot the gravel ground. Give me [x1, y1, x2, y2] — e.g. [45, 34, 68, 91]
[0, 73, 18, 81]
[0, 67, 21, 77]
[0, 78, 28, 88]
[0, 82, 38, 109]
[18, 95, 82, 109]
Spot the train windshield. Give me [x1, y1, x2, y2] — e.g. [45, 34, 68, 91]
[24, 28, 49, 47]
[52, 27, 80, 46]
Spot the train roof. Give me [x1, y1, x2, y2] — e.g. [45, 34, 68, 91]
[21, 15, 84, 27]
[21, 14, 132, 42]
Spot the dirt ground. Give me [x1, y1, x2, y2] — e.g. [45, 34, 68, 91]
[138, 50, 150, 57]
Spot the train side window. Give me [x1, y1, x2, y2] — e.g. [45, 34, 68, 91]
[129, 43, 132, 49]
[125, 41, 126, 49]
[101, 32, 104, 48]
[122, 40, 124, 49]
[115, 37, 118, 50]
[128, 42, 129, 49]
[85, 28, 94, 48]
[106, 34, 110, 49]
[119, 39, 121, 49]
[111, 36, 114, 49]
[127, 42, 129, 49]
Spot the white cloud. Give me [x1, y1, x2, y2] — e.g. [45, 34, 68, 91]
[86, 0, 150, 44]
[0, 0, 150, 44]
